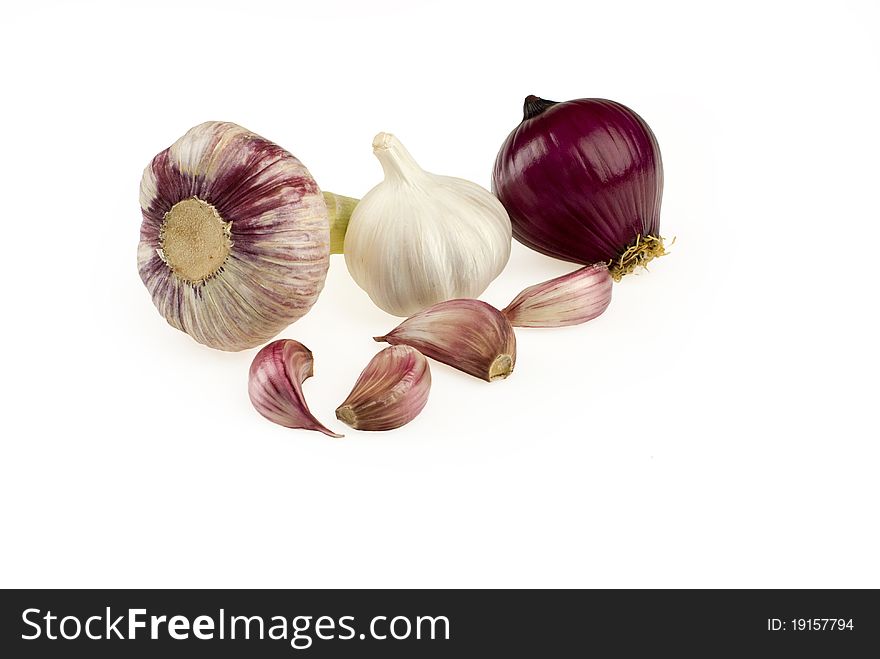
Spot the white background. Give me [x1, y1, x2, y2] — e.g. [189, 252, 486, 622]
[1, 0, 877, 588]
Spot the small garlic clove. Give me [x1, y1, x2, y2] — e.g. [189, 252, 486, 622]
[248, 339, 342, 437]
[502, 263, 612, 328]
[336, 346, 431, 431]
[375, 299, 516, 382]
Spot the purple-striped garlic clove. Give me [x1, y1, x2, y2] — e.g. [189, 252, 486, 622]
[502, 263, 612, 328]
[248, 339, 342, 437]
[336, 346, 431, 431]
[375, 299, 516, 382]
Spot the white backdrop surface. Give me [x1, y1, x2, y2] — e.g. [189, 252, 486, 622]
[0, 0, 877, 587]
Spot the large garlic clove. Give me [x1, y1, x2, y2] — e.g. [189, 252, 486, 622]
[336, 346, 431, 431]
[139, 122, 352, 352]
[248, 339, 342, 437]
[502, 263, 612, 328]
[375, 299, 516, 382]
[343, 133, 512, 317]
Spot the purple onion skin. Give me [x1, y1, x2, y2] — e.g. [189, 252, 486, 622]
[492, 97, 663, 267]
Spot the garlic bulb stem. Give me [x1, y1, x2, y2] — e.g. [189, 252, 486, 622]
[323, 192, 359, 255]
[372, 133, 429, 185]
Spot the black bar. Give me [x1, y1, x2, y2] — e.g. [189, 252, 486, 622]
[1, 589, 877, 657]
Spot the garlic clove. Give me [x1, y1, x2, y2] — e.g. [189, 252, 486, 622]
[336, 345, 431, 431]
[248, 339, 342, 437]
[343, 133, 512, 317]
[375, 299, 516, 382]
[502, 263, 613, 328]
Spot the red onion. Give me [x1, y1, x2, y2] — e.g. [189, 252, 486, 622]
[492, 96, 665, 280]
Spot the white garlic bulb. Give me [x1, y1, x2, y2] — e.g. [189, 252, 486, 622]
[343, 133, 512, 317]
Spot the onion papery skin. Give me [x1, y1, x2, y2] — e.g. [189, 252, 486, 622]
[492, 97, 664, 276]
[138, 122, 331, 351]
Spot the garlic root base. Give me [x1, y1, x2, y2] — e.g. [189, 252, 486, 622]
[488, 354, 514, 381]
